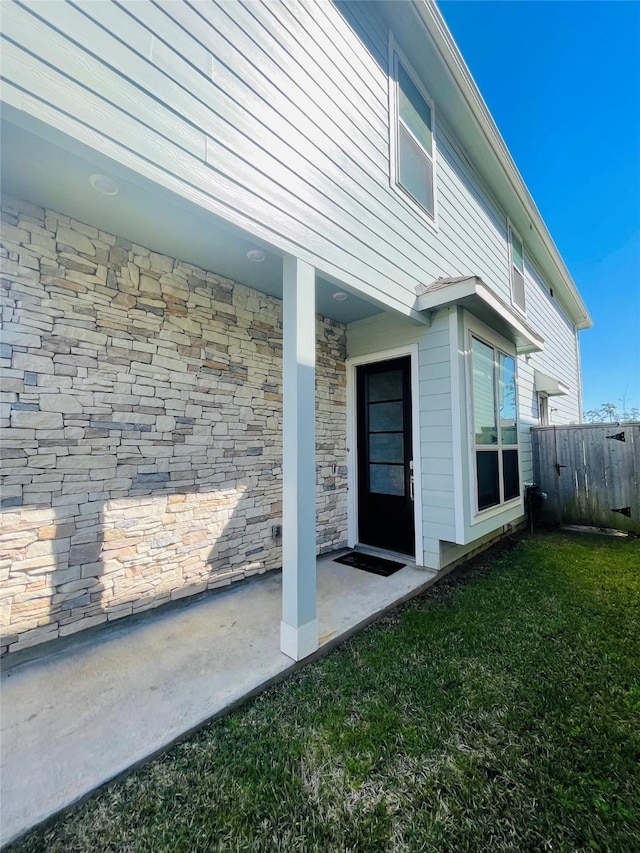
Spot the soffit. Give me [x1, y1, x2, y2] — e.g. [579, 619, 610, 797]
[0, 115, 383, 326]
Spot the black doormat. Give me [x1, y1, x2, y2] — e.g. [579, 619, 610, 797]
[334, 551, 405, 577]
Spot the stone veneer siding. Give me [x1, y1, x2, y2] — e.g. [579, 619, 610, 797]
[0, 196, 347, 655]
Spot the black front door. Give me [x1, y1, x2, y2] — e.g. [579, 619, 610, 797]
[357, 357, 415, 556]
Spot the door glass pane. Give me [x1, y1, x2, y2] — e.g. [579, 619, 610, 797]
[503, 450, 520, 500]
[398, 124, 434, 214]
[370, 432, 404, 463]
[368, 369, 403, 402]
[472, 337, 497, 445]
[499, 353, 518, 444]
[370, 464, 405, 496]
[477, 451, 499, 510]
[398, 62, 432, 154]
[369, 401, 403, 432]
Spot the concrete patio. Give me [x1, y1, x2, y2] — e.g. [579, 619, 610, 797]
[1, 550, 440, 846]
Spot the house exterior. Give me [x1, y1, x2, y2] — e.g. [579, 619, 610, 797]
[0, 0, 591, 660]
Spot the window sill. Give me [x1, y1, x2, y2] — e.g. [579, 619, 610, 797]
[392, 179, 439, 234]
[509, 297, 528, 319]
[470, 496, 524, 527]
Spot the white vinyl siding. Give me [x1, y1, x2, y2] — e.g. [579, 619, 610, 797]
[0, 0, 519, 319]
[517, 255, 581, 484]
[418, 312, 455, 561]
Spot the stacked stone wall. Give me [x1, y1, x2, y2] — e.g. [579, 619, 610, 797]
[0, 196, 347, 654]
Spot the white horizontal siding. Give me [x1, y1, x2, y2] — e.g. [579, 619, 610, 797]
[423, 491, 456, 510]
[2, 0, 546, 319]
[418, 311, 455, 549]
[525, 259, 580, 420]
[423, 473, 456, 491]
[479, 241, 578, 496]
[517, 360, 537, 484]
[514, 253, 580, 486]
[435, 126, 512, 299]
[346, 313, 425, 359]
[0, 2, 412, 315]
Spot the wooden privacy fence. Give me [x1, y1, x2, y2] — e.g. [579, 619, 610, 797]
[531, 423, 640, 534]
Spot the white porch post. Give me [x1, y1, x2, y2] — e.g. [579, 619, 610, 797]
[280, 255, 318, 661]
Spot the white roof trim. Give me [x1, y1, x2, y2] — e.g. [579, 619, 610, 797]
[534, 370, 570, 397]
[415, 275, 544, 354]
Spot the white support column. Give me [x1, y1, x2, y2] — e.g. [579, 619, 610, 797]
[280, 255, 318, 661]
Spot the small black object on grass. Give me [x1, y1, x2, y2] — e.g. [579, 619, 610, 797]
[334, 551, 405, 577]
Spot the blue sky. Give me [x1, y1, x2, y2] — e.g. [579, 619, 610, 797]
[439, 0, 640, 417]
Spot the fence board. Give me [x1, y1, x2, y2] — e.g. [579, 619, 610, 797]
[532, 423, 640, 533]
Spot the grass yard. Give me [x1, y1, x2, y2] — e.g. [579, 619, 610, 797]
[10, 532, 640, 852]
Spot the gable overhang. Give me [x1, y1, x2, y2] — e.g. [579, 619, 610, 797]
[416, 276, 544, 354]
[534, 370, 570, 397]
[373, 1, 593, 332]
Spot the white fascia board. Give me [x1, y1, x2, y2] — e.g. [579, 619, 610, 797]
[534, 370, 570, 397]
[410, 1, 593, 331]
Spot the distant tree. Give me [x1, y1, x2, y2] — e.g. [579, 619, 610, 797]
[583, 402, 640, 423]
[584, 408, 603, 423]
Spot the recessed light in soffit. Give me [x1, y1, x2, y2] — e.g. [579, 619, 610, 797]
[89, 173, 119, 196]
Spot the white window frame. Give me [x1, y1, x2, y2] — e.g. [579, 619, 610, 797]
[466, 324, 522, 520]
[508, 221, 527, 314]
[538, 393, 550, 426]
[388, 34, 438, 230]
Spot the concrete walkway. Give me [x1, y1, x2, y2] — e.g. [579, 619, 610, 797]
[1, 551, 439, 846]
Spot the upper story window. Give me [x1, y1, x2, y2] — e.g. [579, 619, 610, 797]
[509, 226, 526, 312]
[471, 335, 520, 512]
[390, 44, 436, 222]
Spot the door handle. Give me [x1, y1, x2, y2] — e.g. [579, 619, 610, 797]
[409, 473, 414, 502]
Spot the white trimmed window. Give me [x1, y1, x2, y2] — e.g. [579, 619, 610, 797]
[391, 49, 435, 219]
[538, 394, 550, 426]
[471, 336, 520, 512]
[509, 226, 526, 312]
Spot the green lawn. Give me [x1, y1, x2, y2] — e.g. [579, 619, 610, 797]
[10, 532, 640, 852]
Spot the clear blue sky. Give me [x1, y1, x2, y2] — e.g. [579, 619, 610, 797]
[439, 0, 640, 417]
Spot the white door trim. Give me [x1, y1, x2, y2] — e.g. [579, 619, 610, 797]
[345, 344, 424, 566]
